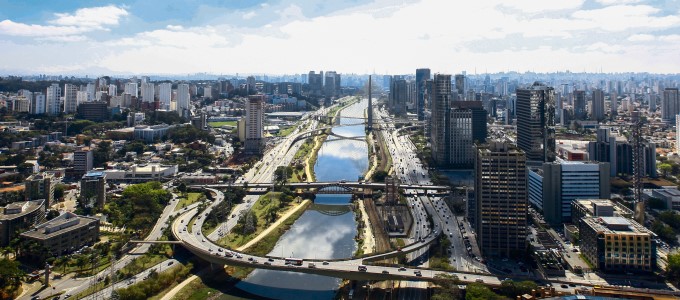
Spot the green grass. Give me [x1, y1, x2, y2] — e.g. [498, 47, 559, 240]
[243, 200, 311, 256]
[277, 125, 297, 137]
[175, 193, 203, 211]
[216, 192, 294, 249]
[209, 121, 237, 128]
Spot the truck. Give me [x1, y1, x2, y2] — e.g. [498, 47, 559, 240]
[308, 262, 316, 268]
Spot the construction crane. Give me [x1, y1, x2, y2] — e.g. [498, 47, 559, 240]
[594, 112, 646, 224]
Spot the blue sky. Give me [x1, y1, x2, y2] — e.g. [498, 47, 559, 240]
[1, 0, 679, 75]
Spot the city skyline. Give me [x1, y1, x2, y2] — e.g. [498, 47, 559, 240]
[1, 0, 680, 75]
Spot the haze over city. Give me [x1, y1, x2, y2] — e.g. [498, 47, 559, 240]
[1, 0, 680, 75]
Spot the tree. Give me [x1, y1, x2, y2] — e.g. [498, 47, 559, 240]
[371, 170, 388, 182]
[465, 283, 502, 300]
[660, 163, 673, 179]
[0, 258, 24, 290]
[432, 274, 462, 300]
[93, 140, 112, 168]
[499, 280, 538, 298]
[667, 252, 680, 284]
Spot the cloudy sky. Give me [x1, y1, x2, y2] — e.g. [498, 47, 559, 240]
[1, 0, 679, 75]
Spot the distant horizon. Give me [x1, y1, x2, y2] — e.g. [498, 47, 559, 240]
[3, 69, 680, 79]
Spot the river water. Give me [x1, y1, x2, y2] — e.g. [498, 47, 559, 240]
[237, 99, 369, 300]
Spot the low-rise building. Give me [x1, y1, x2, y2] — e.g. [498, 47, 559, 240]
[180, 174, 218, 184]
[134, 124, 171, 143]
[104, 163, 178, 183]
[20, 212, 99, 256]
[650, 187, 680, 210]
[571, 199, 633, 226]
[0, 200, 45, 246]
[580, 216, 656, 273]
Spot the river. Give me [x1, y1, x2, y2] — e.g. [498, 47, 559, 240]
[236, 99, 369, 299]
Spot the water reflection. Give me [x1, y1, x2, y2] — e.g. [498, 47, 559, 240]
[237, 100, 367, 300]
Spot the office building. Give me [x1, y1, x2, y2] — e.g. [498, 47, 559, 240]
[324, 71, 340, 98]
[76, 91, 89, 106]
[454, 74, 465, 100]
[176, 83, 190, 118]
[415, 68, 431, 120]
[245, 95, 264, 154]
[159, 82, 172, 110]
[662, 88, 680, 123]
[573, 90, 586, 120]
[77, 101, 108, 121]
[475, 141, 527, 257]
[592, 89, 605, 121]
[133, 124, 171, 143]
[449, 101, 487, 168]
[20, 212, 99, 257]
[108, 84, 117, 97]
[677, 114, 680, 153]
[610, 93, 618, 116]
[580, 216, 655, 273]
[73, 148, 93, 177]
[571, 199, 633, 226]
[0, 200, 45, 246]
[516, 83, 556, 164]
[46, 83, 61, 115]
[308, 71, 324, 97]
[389, 77, 408, 115]
[25, 173, 55, 209]
[430, 74, 452, 166]
[80, 172, 106, 208]
[528, 161, 610, 224]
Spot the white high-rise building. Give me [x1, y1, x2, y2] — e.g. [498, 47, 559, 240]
[141, 82, 154, 103]
[76, 91, 89, 108]
[676, 114, 680, 153]
[86, 83, 95, 102]
[108, 84, 117, 97]
[46, 83, 61, 115]
[159, 83, 172, 110]
[176, 84, 190, 117]
[31, 92, 46, 115]
[63, 84, 79, 114]
[124, 82, 138, 98]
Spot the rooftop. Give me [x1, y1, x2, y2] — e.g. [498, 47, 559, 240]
[583, 216, 651, 235]
[21, 212, 98, 240]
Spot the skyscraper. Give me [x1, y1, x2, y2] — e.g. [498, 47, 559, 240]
[475, 141, 527, 257]
[159, 83, 172, 110]
[454, 74, 465, 100]
[308, 71, 324, 97]
[389, 77, 408, 115]
[46, 83, 61, 115]
[108, 84, 117, 97]
[76, 91, 88, 108]
[430, 74, 452, 166]
[516, 82, 556, 164]
[592, 89, 605, 121]
[63, 84, 78, 114]
[245, 95, 264, 155]
[449, 101, 487, 168]
[176, 83, 190, 118]
[31, 92, 46, 115]
[415, 68, 431, 121]
[124, 82, 138, 98]
[662, 88, 679, 123]
[141, 82, 155, 103]
[573, 90, 586, 120]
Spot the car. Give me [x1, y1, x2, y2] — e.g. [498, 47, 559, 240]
[382, 270, 389, 274]
[167, 261, 174, 266]
[64, 294, 71, 299]
[264, 261, 271, 265]
[561, 284, 568, 288]
[268, 258, 275, 262]
[251, 260, 258, 264]
[218, 248, 223, 252]
[414, 271, 422, 277]
[398, 267, 407, 271]
[322, 261, 329, 265]
[248, 257, 254, 261]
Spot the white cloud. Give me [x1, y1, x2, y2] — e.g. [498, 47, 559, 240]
[628, 34, 655, 42]
[595, 0, 642, 4]
[0, 5, 128, 40]
[38, 35, 89, 42]
[242, 11, 257, 20]
[166, 25, 184, 31]
[499, 0, 585, 13]
[572, 5, 680, 31]
[49, 5, 128, 29]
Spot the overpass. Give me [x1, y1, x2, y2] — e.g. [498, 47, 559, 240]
[198, 181, 451, 193]
[170, 205, 493, 283]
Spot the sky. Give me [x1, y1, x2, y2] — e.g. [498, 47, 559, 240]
[1, 0, 679, 76]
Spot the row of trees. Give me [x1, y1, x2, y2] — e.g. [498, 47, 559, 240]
[652, 210, 680, 244]
[113, 263, 192, 300]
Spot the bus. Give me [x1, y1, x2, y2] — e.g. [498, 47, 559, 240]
[285, 258, 304, 266]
